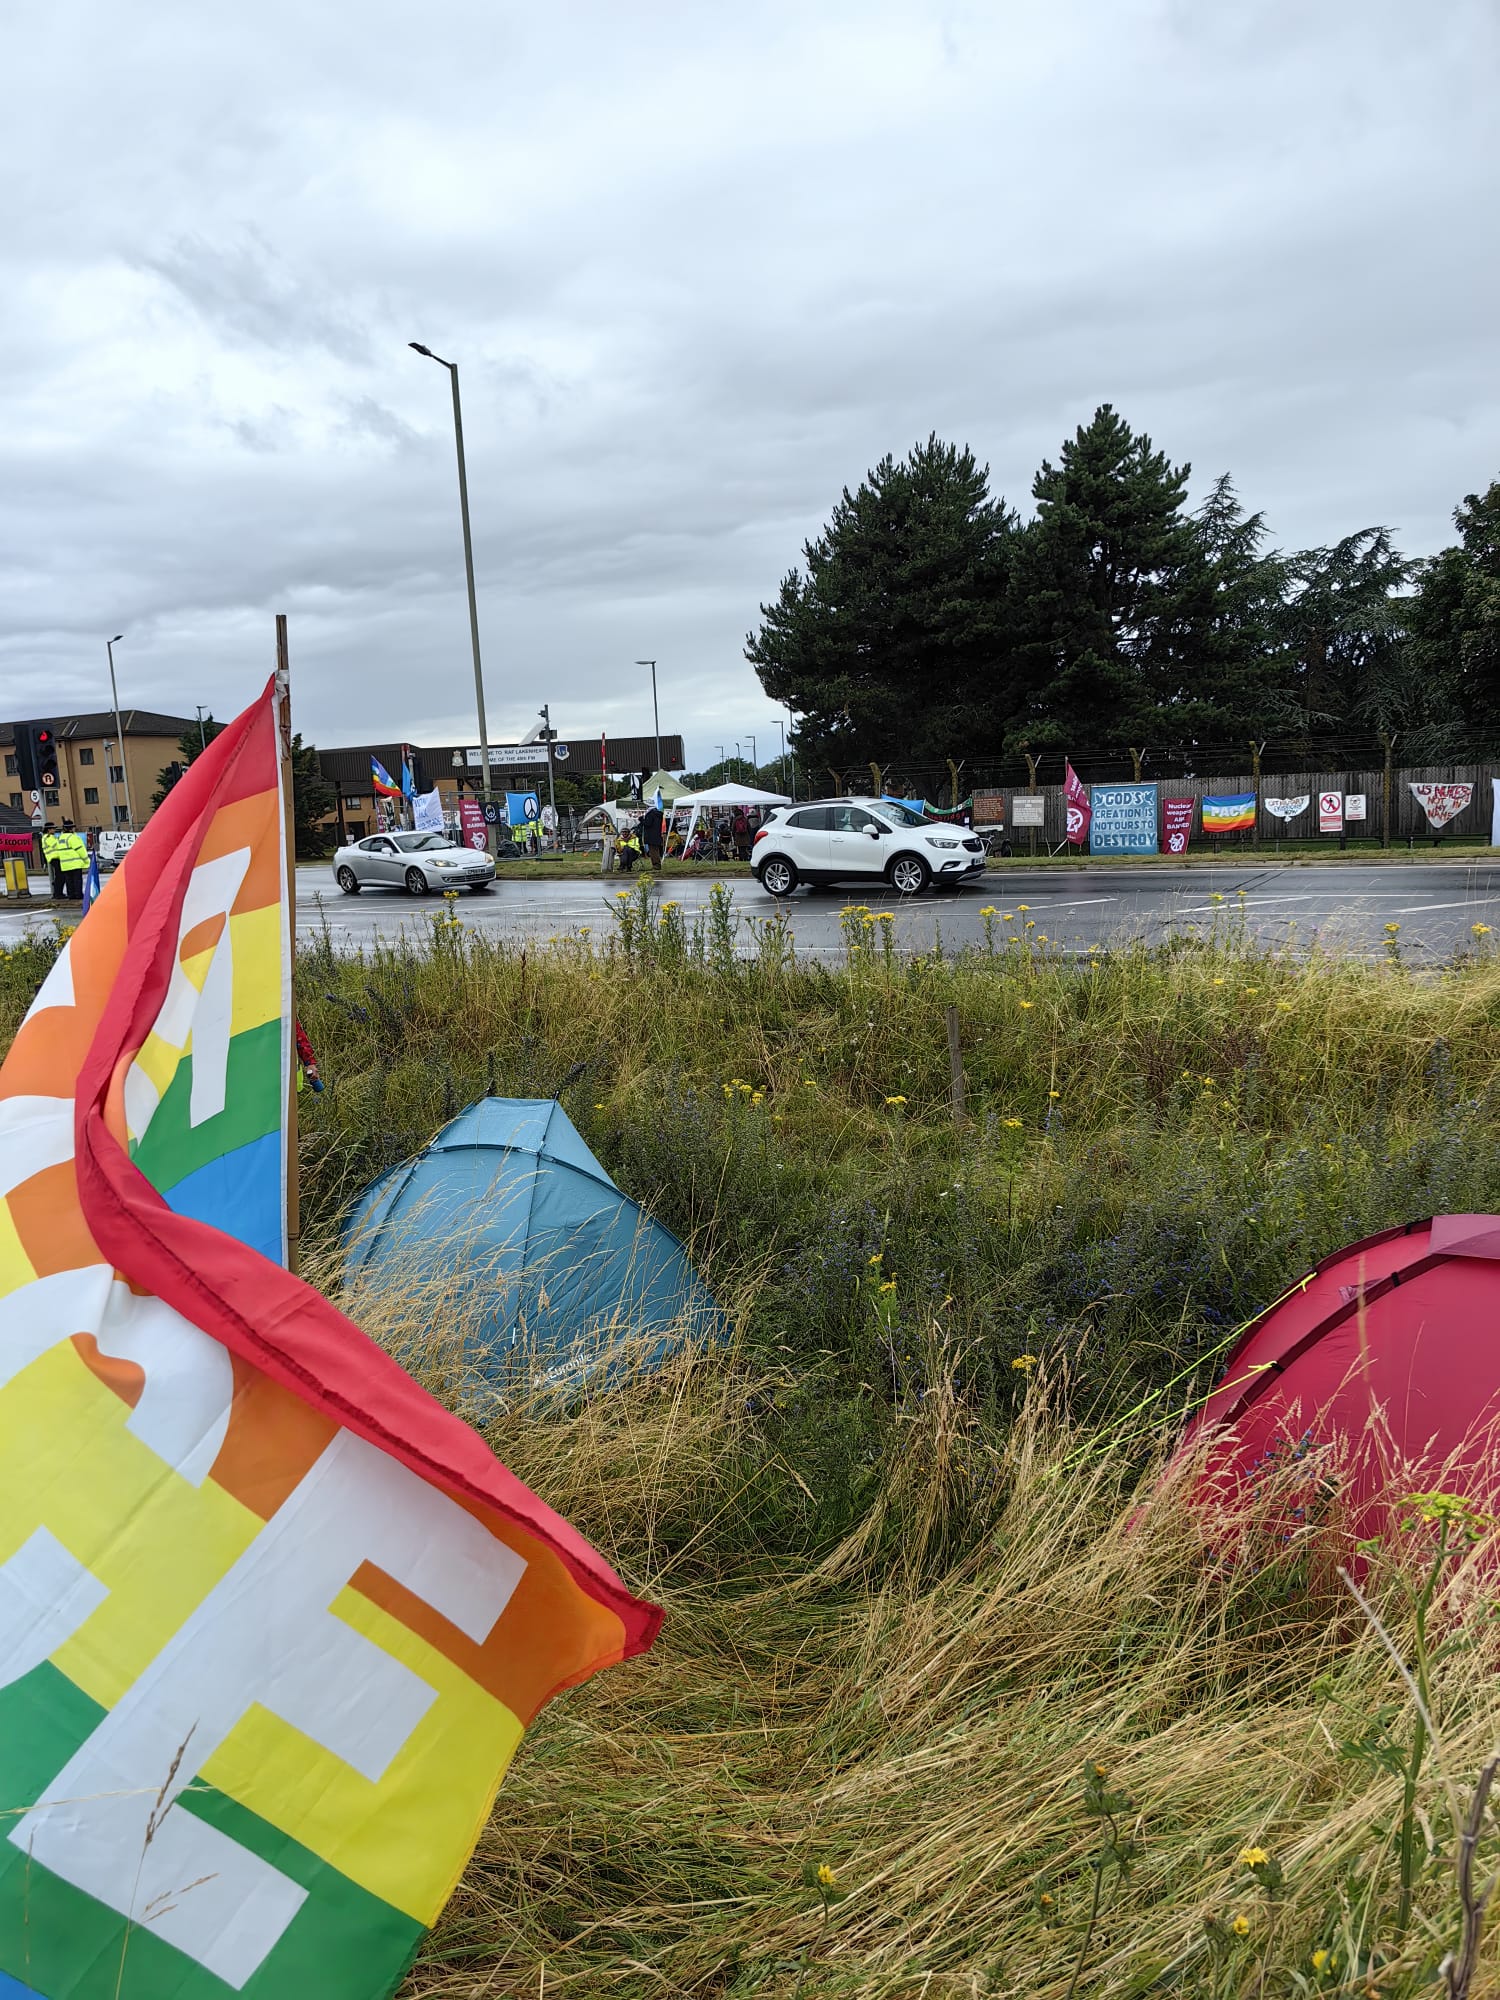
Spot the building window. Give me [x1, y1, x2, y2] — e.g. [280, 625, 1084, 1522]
[3, 755, 15, 777]
[8, 793, 19, 810]
[115, 805, 129, 825]
[109, 765, 124, 784]
[78, 747, 95, 766]
[345, 795, 366, 810]
[82, 786, 99, 804]
[44, 788, 60, 806]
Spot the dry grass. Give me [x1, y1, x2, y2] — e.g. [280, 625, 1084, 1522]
[329, 1280, 1500, 2000]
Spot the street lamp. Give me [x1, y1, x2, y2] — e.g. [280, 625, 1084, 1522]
[774, 717, 788, 796]
[635, 660, 661, 777]
[538, 703, 557, 831]
[409, 341, 494, 842]
[194, 704, 209, 754]
[105, 634, 134, 829]
[746, 733, 757, 781]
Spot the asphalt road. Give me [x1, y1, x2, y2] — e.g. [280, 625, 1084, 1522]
[6, 861, 1500, 960]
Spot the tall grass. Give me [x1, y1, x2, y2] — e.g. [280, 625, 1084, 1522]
[7, 900, 1500, 1993]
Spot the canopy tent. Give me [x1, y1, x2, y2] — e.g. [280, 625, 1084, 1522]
[343, 1098, 724, 1395]
[1166, 1216, 1500, 1539]
[673, 782, 791, 809]
[641, 769, 691, 804]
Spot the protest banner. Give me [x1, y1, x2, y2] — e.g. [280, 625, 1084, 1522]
[1089, 782, 1157, 855]
[1202, 793, 1256, 833]
[1162, 797, 1194, 854]
[1410, 781, 1473, 829]
[1012, 795, 1045, 828]
[459, 796, 489, 850]
[1063, 762, 1091, 846]
[1263, 795, 1309, 821]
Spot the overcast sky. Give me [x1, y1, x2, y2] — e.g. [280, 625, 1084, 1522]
[3, 0, 1496, 769]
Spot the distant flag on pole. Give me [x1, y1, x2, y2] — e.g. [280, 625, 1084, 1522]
[1063, 761, 1091, 846]
[80, 845, 101, 914]
[371, 755, 403, 800]
[401, 747, 417, 800]
[0, 677, 662, 2000]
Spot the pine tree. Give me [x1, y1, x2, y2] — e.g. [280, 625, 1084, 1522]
[1007, 405, 1227, 753]
[746, 436, 1018, 766]
[1272, 529, 1412, 750]
[152, 715, 227, 807]
[1407, 480, 1500, 736]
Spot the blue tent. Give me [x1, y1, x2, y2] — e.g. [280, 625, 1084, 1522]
[342, 1098, 723, 1394]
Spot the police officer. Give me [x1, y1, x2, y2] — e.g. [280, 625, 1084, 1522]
[40, 823, 64, 898]
[56, 822, 89, 900]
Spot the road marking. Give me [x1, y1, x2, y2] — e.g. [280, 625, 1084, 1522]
[1017, 897, 1120, 912]
[1395, 896, 1500, 914]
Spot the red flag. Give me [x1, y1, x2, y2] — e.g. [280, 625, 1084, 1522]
[1162, 797, 1194, 855]
[1064, 761, 1091, 846]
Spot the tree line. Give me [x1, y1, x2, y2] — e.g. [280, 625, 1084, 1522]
[746, 405, 1500, 776]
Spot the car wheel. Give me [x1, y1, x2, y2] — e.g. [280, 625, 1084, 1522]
[336, 866, 361, 896]
[405, 867, 429, 896]
[758, 856, 799, 898]
[888, 852, 930, 896]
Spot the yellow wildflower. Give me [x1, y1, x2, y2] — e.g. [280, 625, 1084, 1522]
[878, 1279, 896, 1294]
[1212, 977, 1226, 985]
[615, 889, 631, 897]
[816, 1863, 837, 1888]
[1012, 1354, 1037, 1371]
[1384, 922, 1400, 934]
[884, 1094, 907, 1105]
[1002, 1116, 1022, 1128]
[1277, 1000, 1293, 1010]
[1048, 1089, 1060, 1099]
[1312, 1949, 1329, 1972]
[1474, 922, 1492, 936]
[751, 1091, 764, 1104]
[1019, 999, 1034, 1009]
[1238, 1847, 1269, 1868]
[1231, 1914, 1250, 1937]
[1001, 911, 1015, 921]
[1018, 903, 1031, 911]
[979, 905, 996, 916]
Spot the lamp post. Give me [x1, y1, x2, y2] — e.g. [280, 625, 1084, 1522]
[105, 635, 134, 829]
[635, 660, 661, 777]
[715, 744, 725, 773]
[409, 341, 494, 844]
[195, 704, 208, 753]
[746, 733, 758, 782]
[538, 703, 557, 831]
[774, 717, 787, 796]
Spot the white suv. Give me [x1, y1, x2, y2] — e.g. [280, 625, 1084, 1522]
[752, 798, 985, 898]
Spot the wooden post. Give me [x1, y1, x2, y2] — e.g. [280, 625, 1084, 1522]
[1381, 731, 1397, 849]
[947, 758, 963, 811]
[1249, 741, 1265, 851]
[1025, 751, 1041, 860]
[1129, 746, 1144, 782]
[868, 760, 883, 799]
[276, 614, 300, 1277]
[946, 1005, 966, 1129]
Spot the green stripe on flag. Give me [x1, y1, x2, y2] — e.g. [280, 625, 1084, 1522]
[0, 1663, 423, 2000]
[130, 1018, 282, 1197]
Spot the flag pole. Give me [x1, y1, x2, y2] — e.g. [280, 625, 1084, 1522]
[276, 613, 301, 1277]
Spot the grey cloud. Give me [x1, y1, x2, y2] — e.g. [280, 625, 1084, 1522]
[0, 0, 1496, 765]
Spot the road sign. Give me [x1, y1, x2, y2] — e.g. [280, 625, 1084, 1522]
[29, 789, 39, 804]
[30, 805, 43, 826]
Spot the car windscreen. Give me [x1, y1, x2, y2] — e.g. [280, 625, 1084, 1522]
[392, 832, 451, 851]
[876, 803, 926, 827]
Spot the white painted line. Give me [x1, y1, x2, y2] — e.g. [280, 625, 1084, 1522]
[1014, 897, 1121, 912]
[1395, 896, 1500, 914]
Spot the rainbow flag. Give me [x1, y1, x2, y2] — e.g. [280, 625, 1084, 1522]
[1201, 791, 1256, 833]
[0, 677, 660, 2000]
[370, 756, 402, 800]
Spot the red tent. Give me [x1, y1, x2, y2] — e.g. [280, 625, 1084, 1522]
[1170, 1217, 1500, 1537]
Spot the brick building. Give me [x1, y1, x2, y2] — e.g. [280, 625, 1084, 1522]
[1, 710, 197, 832]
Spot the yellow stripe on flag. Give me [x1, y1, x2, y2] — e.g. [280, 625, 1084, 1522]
[204, 1580, 525, 1924]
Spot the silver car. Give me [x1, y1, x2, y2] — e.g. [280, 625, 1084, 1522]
[333, 830, 496, 895]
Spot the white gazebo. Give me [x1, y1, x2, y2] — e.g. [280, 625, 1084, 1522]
[673, 783, 791, 810]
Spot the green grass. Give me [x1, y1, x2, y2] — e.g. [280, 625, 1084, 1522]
[7, 893, 1500, 1994]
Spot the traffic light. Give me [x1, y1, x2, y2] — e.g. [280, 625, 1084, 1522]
[13, 722, 58, 793]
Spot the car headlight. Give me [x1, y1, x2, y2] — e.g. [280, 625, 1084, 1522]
[927, 837, 960, 849]
[432, 858, 460, 868]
